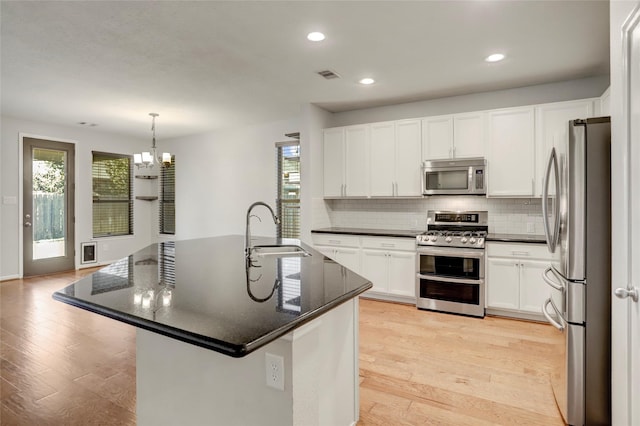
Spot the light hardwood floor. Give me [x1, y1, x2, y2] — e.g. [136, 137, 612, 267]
[1, 270, 564, 425]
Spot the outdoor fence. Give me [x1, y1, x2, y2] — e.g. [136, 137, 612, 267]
[33, 192, 64, 241]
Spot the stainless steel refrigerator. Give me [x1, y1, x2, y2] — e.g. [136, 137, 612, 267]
[541, 117, 611, 426]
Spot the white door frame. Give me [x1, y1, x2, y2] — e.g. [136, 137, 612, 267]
[18, 133, 78, 277]
[612, 3, 640, 425]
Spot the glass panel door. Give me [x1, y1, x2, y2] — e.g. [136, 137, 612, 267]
[23, 138, 75, 276]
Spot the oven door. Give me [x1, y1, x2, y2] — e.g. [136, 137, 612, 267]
[416, 246, 485, 317]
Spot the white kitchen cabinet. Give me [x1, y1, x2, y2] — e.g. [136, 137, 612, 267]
[344, 125, 369, 197]
[312, 233, 416, 304]
[312, 234, 361, 273]
[422, 112, 485, 161]
[453, 112, 486, 158]
[486, 242, 557, 320]
[534, 99, 595, 196]
[370, 120, 422, 197]
[360, 237, 416, 303]
[323, 127, 345, 197]
[422, 115, 453, 160]
[487, 106, 535, 197]
[322, 125, 369, 197]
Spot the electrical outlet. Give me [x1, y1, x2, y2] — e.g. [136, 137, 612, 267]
[265, 352, 284, 391]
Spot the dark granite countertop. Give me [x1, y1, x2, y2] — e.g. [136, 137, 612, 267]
[312, 227, 420, 239]
[53, 235, 371, 358]
[486, 233, 547, 244]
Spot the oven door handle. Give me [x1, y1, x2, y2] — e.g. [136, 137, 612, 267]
[416, 247, 484, 259]
[416, 273, 482, 285]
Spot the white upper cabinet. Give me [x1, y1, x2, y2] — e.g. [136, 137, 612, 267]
[369, 119, 422, 197]
[344, 125, 369, 197]
[534, 99, 595, 196]
[487, 106, 535, 197]
[422, 115, 453, 160]
[370, 122, 396, 196]
[323, 125, 369, 197]
[323, 127, 345, 197]
[422, 112, 485, 161]
[394, 120, 422, 196]
[453, 112, 486, 158]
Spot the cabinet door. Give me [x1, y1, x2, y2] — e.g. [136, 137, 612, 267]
[534, 100, 594, 196]
[334, 247, 361, 275]
[344, 125, 370, 197]
[486, 258, 520, 310]
[422, 116, 453, 160]
[370, 122, 395, 196]
[361, 249, 389, 293]
[453, 112, 485, 158]
[388, 251, 416, 298]
[519, 260, 550, 313]
[487, 107, 535, 197]
[323, 128, 345, 197]
[394, 120, 422, 196]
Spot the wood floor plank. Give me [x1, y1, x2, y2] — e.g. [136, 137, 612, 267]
[1, 270, 564, 425]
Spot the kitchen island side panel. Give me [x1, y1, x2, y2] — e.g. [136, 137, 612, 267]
[137, 298, 359, 426]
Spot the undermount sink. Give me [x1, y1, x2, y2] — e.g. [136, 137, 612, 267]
[251, 245, 311, 258]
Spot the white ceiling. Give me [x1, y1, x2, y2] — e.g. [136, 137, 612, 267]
[1, 1, 609, 140]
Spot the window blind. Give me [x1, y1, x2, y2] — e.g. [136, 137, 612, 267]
[92, 151, 133, 237]
[276, 142, 300, 239]
[160, 156, 175, 235]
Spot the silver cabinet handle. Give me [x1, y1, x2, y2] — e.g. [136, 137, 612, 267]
[24, 221, 32, 227]
[542, 298, 565, 331]
[381, 243, 395, 248]
[614, 287, 639, 302]
[453, 146, 456, 157]
[511, 251, 530, 256]
[328, 240, 341, 244]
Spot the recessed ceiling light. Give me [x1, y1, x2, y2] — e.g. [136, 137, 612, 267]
[307, 32, 325, 42]
[359, 78, 375, 85]
[485, 53, 505, 63]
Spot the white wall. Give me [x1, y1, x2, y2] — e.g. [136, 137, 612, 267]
[299, 104, 332, 245]
[329, 76, 609, 127]
[0, 115, 155, 279]
[164, 117, 300, 241]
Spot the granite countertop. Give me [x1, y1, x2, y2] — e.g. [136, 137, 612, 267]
[312, 227, 420, 238]
[52, 235, 371, 358]
[486, 233, 547, 244]
[312, 227, 546, 244]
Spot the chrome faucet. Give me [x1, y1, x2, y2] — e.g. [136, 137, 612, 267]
[245, 201, 280, 257]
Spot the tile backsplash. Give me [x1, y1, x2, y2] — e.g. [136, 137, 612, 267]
[321, 196, 544, 235]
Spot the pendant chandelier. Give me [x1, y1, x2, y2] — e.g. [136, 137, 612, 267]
[134, 113, 171, 168]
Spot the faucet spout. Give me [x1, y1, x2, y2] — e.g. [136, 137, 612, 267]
[245, 201, 280, 257]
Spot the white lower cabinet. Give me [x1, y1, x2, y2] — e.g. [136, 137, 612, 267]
[486, 242, 556, 320]
[312, 233, 417, 304]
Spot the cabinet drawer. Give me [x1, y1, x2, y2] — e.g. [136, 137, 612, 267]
[312, 234, 360, 248]
[487, 242, 555, 260]
[360, 236, 416, 251]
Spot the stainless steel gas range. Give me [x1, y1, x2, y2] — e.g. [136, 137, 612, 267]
[415, 211, 488, 318]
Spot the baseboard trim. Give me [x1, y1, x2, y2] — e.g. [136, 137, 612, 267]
[0, 274, 21, 282]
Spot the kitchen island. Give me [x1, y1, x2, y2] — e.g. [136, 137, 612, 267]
[53, 235, 371, 426]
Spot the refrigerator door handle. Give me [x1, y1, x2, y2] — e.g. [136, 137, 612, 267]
[542, 148, 561, 253]
[542, 266, 565, 292]
[542, 297, 565, 331]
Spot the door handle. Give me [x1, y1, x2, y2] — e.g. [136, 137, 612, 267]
[24, 221, 32, 227]
[542, 298, 565, 331]
[542, 267, 565, 292]
[614, 287, 639, 302]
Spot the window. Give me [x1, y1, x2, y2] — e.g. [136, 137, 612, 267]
[276, 142, 300, 238]
[160, 156, 175, 235]
[92, 152, 133, 237]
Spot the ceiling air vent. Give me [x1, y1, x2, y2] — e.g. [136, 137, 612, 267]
[317, 70, 340, 80]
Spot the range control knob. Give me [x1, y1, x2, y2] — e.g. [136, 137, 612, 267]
[460, 237, 468, 244]
[469, 237, 477, 244]
[445, 236, 452, 243]
[477, 238, 484, 246]
[430, 235, 438, 242]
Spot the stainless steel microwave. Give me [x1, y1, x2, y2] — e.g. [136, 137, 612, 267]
[422, 158, 486, 196]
